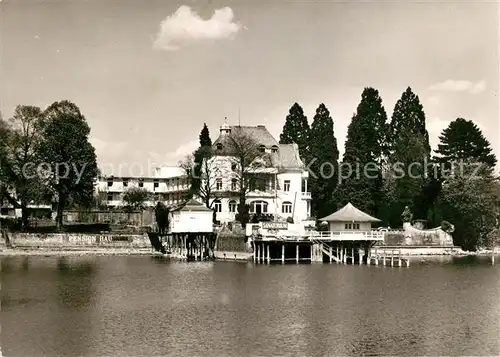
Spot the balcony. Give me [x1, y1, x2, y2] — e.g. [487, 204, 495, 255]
[301, 191, 312, 199]
[310, 230, 385, 241]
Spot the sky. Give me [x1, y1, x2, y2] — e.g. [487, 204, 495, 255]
[1, 0, 499, 176]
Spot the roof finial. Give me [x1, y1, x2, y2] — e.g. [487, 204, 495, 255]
[224, 116, 228, 124]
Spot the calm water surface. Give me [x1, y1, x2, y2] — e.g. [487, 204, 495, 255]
[1, 255, 499, 356]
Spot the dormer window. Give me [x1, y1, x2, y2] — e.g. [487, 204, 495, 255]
[271, 145, 279, 153]
[258, 145, 266, 153]
[216, 143, 223, 150]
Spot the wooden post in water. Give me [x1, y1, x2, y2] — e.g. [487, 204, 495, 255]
[336, 245, 339, 264]
[391, 252, 394, 267]
[267, 244, 270, 264]
[351, 248, 354, 265]
[358, 249, 362, 265]
[281, 244, 285, 264]
[329, 246, 333, 263]
[296, 244, 299, 263]
[343, 247, 347, 264]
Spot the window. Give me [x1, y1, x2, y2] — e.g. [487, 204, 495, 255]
[216, 143, 223, 150]
[231, 163, 237, 171]
[231, 178, 237, 191]
[107, 194, 113, 201]
[282, 201, 292, 214]
[138, 180, 144, 188]
[213, 200, 222, 213]
[229, 200, 237, 213]
[216, 178, 223, 190]
[258, 145, 266, 153]
[271, 145, 279, 153]
[250, 200, 268, 214]
[107, 179, 113, 187]
[345, 223, 360, 229]
[283, 180, 290, 192]
[153, 179, 159, 189]
[123, 179, 128, 187]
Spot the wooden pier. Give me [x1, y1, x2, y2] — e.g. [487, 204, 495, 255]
[147, 232, 217, 261]
[252, 237, 410, 267]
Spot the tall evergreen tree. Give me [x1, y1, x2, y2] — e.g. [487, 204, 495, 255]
[280, 103, 310, 161]
[435, 118, 497, 168]
[334, 87, 388, 215]
[308, 103, 339, 218]
[189, 123, 212, 199]
[199, 123, 212, 147]
[382, 87, 431, 226]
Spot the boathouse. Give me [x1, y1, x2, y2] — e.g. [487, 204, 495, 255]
[251, 202, 390, 265]
[148, 199, 217, 261]
[318, 202, 382, 240]
[170, 199, 213, 233]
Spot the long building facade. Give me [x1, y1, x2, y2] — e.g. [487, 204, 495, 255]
[203, 122, 313, 225]
[96, 166, 190, 208]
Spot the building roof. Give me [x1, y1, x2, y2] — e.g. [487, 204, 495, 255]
[213, 125, 279, 150]
[271, 144, 304, 170]
[171, 199, 213, 212]
[319, 203, 381, 222]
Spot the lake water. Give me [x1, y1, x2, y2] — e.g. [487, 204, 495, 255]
[1, 255, 499, 356]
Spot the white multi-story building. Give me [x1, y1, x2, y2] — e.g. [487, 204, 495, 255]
[96, 166, 190, 208]
[205, 122, 312, 224]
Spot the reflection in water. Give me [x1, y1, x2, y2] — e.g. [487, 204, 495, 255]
[1, 256, 499, 357]
[1, 256, 97, 357]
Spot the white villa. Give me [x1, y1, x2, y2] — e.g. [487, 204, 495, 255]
[203, 121, 312, 225]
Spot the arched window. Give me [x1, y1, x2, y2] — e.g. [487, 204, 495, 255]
[250, 200, 268, 214]
[228, 200, 237, 213]
[282, 201, 292, 214]
[258, 145, 266, 153]
[271, 145, 279, 153]
[213, 199, 222, 213]
[216, 143, 223, 150]
[231, 178, 237, 191]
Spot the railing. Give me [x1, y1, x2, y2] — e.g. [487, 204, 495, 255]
[310, 230, 385, 241]
[300, 192, 312, 198]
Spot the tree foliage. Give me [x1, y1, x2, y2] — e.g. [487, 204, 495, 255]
[308, 103, 339, 218]
[189, 123, 212, 198]
[154, 201, 170, 235]
[435, 118, 497, 168]
[123, 187, 151, 212]
[334, 88, 388, 215]
[280, 102, 310, 162]
[226, 130, 269, 227]
[438, 161, 499, 250]
[180, 146, 221, 208]
[382, 87, 431, 226]
[0, 105, 46, 228]
[37, 100, 98, 228]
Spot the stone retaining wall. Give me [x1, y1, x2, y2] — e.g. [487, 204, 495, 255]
[5, 233, 150, 248]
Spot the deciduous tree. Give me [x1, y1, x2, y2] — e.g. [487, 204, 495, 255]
[37, 100, 99, 229]
[0, 105, 45, 229]
[123, 187, 151, 212]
